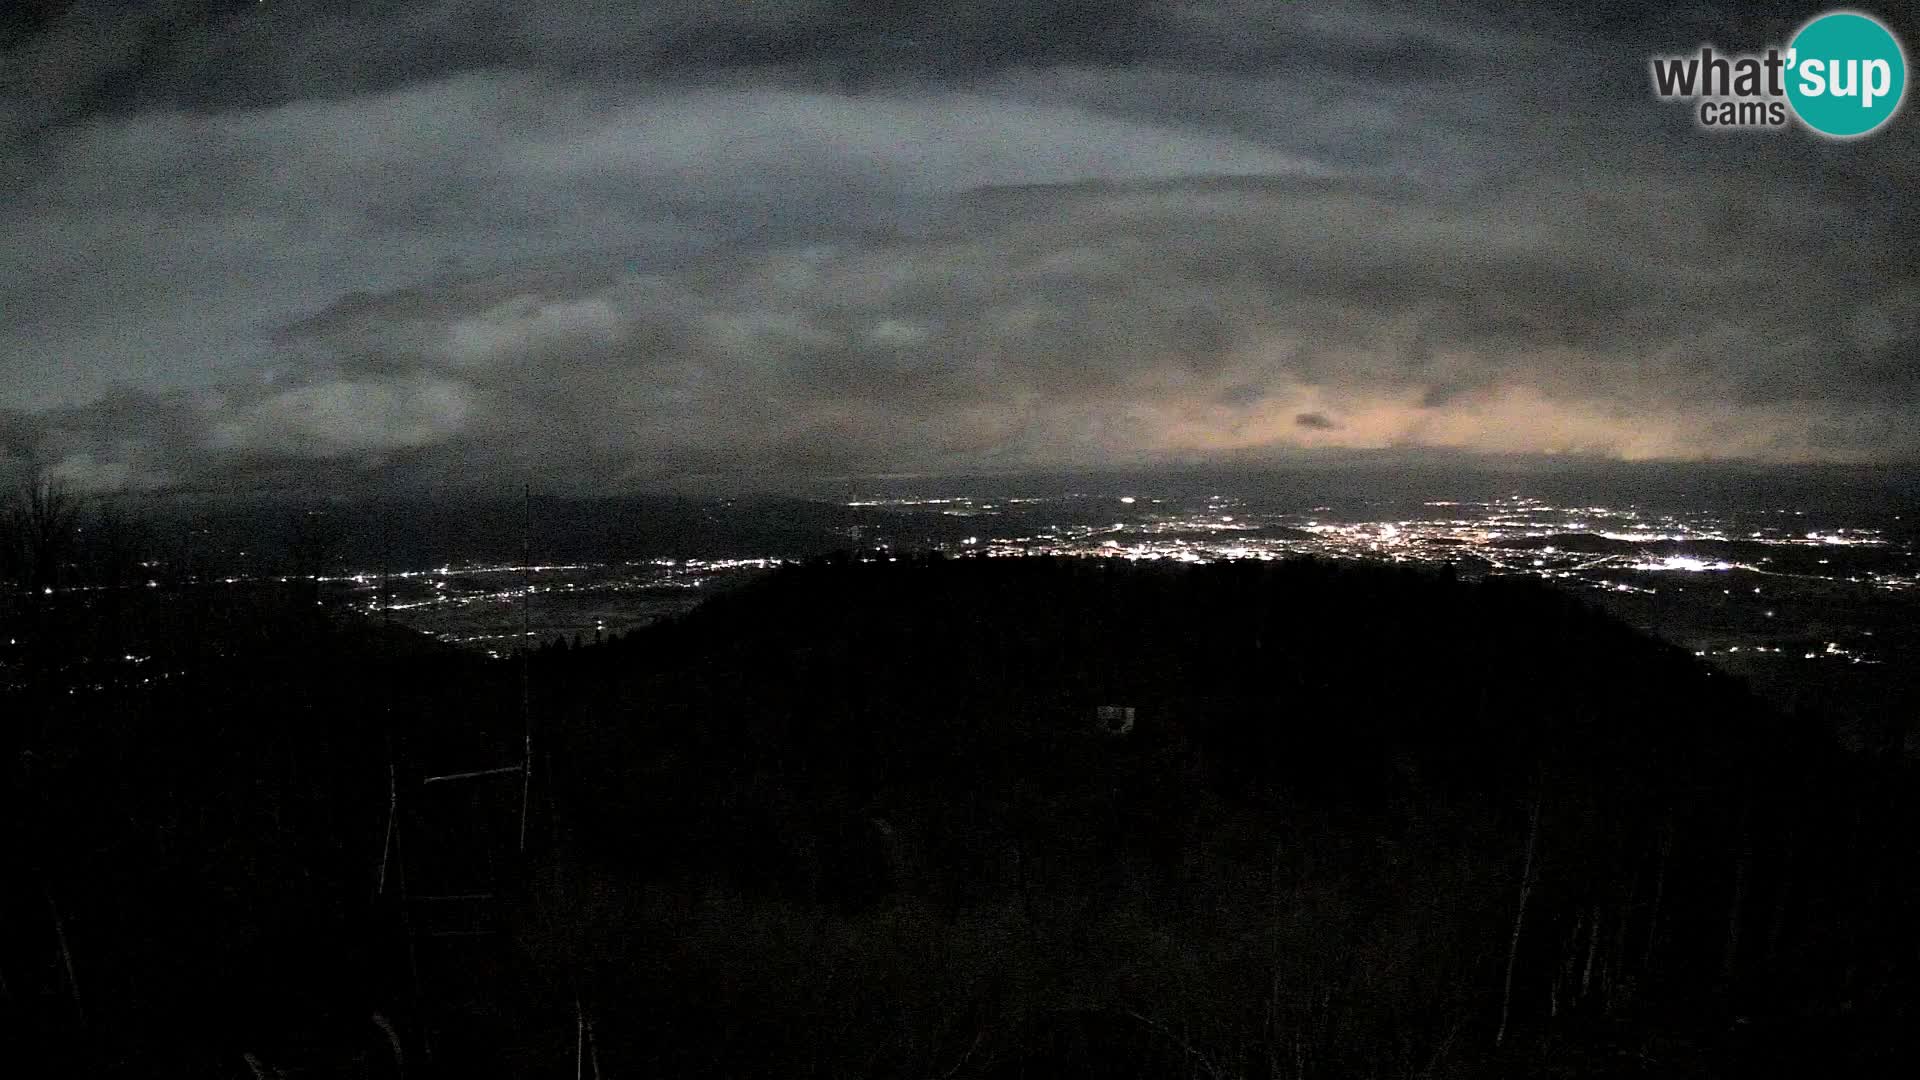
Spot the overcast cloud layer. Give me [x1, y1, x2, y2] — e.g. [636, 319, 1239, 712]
[3, 0, 1917, 494]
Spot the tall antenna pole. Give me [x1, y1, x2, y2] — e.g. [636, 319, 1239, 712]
[378, 506, 396, 898]
[382, 505, 393, 628]
[518, 483, 533, 852]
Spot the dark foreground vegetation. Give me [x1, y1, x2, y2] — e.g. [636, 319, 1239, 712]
[4, 545, 1918, 1076]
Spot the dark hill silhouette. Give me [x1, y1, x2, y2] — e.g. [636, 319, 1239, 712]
[4, 556, 1916, 1077]
[531, 557, 1912, 1077]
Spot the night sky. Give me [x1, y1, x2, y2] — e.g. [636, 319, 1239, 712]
[3, 1, 1916, 495]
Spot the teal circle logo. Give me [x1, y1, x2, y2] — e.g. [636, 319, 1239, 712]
[1785, 11, 1907, 137]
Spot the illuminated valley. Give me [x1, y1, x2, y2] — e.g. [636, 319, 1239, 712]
[285, 485, 1915, 748]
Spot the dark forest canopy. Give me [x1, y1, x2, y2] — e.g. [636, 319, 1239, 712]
[3, 555, 1917, 1076]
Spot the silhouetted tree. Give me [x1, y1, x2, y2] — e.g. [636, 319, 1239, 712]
[4, 467, 80, 594]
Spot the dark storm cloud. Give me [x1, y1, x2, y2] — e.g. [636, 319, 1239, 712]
[0, 0, 1503, 127]
[1, 0, 1916, 492]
